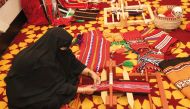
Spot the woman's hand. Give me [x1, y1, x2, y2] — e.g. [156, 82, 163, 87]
[81, 68, 101, 85]
[89, 71, 101, 85]
[77, 85, 97, 95]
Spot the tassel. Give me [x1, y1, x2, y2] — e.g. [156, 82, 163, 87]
[72, 33, 83, 45]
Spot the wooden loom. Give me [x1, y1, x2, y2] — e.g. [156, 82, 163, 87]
[105, 60, 117, 108]
[100, 60, 169, 109]
[104, 0, 155, 27]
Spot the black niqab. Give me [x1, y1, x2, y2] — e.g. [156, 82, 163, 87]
[5, 27, 86, 109]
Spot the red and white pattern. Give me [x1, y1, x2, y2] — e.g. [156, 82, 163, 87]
[163, 61, 190, 74]
[80, 81, 151, 93]
[151, 34, 178, 53]
[143, 30, 167, 41]
[79, 30, 110, 72]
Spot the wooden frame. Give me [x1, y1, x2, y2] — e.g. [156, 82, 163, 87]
[128, 73, 169, 109]
[101, 72, 168, 109]
[101, 59, 168, 109]
[70, 68, 168, 109]
[103, 1, 155, 27]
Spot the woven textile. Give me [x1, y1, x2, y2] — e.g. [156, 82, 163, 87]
[79, 30, 110, 72]
[160, 57, 190, 99]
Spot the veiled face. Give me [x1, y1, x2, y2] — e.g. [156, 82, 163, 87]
[60, 46, 68, 51]
[58, 36, 72, 51]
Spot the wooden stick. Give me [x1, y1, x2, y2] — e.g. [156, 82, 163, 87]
[109, 59, 113, 107]
[104, 8, 108, 26]
[156, 73, 169, 109]
[109, 84, 113, 107]
[120, 0, 125, 19]
[124, 1, 129, 18]
[111, 3, 115, 23]
[147, 5, 155, 21]
[116, 3, 120, 21]
[101, 69, 108, 104]
[138, 1, 147, 24]
[145, 71, 153, 109]
[123, 67, 134, 109]
[105, 60, 117, 108]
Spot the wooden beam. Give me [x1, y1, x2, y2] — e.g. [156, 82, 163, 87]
[145, 71, 153, 109]
[123, 67, 134, 109]
[156, 73, 169, 109]
[101, 69, 108, 104]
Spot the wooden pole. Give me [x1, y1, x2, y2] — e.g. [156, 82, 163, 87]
[138, 0, 147, 24]
[101, 69, 108, 104]
[144, 71, 153, 109]
[156, 73, 169, 109]
[123, 67, 134, 109]
[109, 59, 113, 107]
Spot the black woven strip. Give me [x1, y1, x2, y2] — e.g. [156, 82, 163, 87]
[159, 56, 190, 70]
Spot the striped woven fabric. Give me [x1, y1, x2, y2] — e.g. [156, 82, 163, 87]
[159, 56, 190, 99]
[73, 9, 100, 21]
[142, 29, 167, 41]
[80, 81, 151, 93]
[79, 30, 110, 72]
[151, 34, 178, 53]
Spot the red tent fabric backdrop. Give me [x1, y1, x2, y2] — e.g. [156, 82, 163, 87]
[0, 0, 7, 8]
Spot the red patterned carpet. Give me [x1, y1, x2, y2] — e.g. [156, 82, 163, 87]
[0, 0, 190, 109]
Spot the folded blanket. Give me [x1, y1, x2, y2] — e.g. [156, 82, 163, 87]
[159, 57, 190, 99]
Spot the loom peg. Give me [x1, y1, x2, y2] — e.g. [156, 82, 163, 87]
[105, 60, 117, 108]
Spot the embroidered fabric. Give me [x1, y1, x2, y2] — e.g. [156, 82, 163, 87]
[175, 78, 190, 90]
[122, 29, 177, 73]
[159, 57, 190, 99]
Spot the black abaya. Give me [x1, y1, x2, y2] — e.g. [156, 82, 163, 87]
[5, 27, 86, 109]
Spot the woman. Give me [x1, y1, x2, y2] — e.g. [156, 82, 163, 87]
[5, 27, 100, 109]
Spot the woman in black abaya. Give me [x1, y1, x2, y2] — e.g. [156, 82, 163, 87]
[5, 27, 100, 109]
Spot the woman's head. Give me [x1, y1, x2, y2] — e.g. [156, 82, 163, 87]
[50, 27, 73, 50]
